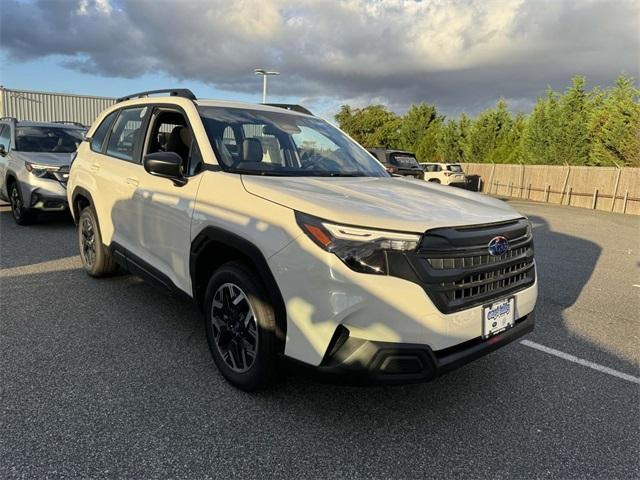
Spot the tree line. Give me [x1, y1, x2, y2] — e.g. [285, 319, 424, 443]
[335, 75, 640, 167]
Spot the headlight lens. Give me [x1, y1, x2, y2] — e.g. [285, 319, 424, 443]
[25, 162, 69, 182]
[25, 162, 50, 177]
[295, 212, 421, 275]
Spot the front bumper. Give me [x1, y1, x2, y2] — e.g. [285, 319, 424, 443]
[18, 176, 68, 212]
[306, 311, 534, 385]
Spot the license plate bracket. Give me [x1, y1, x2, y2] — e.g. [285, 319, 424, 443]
[482, 297, 515, 338]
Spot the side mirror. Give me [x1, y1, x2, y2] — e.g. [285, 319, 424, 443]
[143, 152, 187, 186]
[0, 144, 6, 156]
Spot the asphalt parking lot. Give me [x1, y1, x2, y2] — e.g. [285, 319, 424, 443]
[1, 198, 639, 479]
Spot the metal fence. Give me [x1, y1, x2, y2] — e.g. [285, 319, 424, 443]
[462, 163, 640, 215]
[0, 87, 116, 127]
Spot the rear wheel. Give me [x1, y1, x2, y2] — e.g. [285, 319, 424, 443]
[428, 178, 441, 184]
[204, 261, 277, 391]
[78, 206, 117, 277]
[9, 182, 34, 225]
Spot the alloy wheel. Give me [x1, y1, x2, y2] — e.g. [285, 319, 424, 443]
[10, 186, 23, 221]
[210, 282, 259, 373]
[80, 216, 97, 268]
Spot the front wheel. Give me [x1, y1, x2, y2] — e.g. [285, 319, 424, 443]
[204, 261, 277, 391]
[9, 182, 34, 225]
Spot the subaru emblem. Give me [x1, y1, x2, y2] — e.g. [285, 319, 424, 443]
[488, 236, 510, 256]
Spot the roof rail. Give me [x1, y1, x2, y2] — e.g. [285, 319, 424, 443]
[52, 120, 87, 128]
[0, 116, 17, 123]
[263, 103, 313, 116]
[117, 89, 196, 103]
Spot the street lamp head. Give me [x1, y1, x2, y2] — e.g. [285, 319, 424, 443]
[254, 69, 280, 76]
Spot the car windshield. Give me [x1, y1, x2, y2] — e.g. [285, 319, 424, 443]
[198, 106, 389, 177]
[391, 154, 419, 168]
[447, 164, 463, 172]
[16, 126, 84, 153]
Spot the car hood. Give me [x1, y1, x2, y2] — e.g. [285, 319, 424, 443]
[241, 176, 523, 232]
[10, 151, 74, 167]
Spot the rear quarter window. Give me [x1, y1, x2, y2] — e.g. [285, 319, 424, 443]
[105, 107, 148, 162]
[391, 154, 419, 168]
[91, 110, 118, 153]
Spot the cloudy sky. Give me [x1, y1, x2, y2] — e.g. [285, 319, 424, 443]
[1, 0, 638, 118]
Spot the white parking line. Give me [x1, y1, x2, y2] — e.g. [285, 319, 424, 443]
[520, 340, 640, 385]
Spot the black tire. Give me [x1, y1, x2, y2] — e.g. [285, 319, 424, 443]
[204, 261, 277, 391]
[9, 181, 34, 225]
[78, 206, 117, 277]
[428, 178, 441, 184]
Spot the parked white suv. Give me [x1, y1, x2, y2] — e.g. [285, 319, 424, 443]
[421, 162, 468, 187]
[68, 89, 537, 391]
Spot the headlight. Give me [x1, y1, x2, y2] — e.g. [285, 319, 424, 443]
[295, 212, 421, 275]
[25, 161, 51, 177]
[25, 162, 69, 182]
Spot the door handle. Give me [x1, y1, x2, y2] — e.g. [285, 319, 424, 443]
[126, 177, 139, 187]
[90, 163, 100, 172]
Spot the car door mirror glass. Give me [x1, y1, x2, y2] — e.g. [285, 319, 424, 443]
[143, 151, 187, 186]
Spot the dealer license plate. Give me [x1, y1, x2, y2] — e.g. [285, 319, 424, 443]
[483, 297, 515, 338]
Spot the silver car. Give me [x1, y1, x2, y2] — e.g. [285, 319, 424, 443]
[0, 118, 85, 224]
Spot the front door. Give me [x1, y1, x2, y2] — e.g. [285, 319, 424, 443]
[127, 106, 204, 295]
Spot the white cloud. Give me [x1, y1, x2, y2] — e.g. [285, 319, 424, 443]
[1, 0, 637, 114]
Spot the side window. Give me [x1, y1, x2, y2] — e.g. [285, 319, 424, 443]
[106, 107, 148, 162]
[91, 110, 118, 153]
[144, 109, 200, 176]
[0, 125, 11, 151]
[188, 142, 203, 176]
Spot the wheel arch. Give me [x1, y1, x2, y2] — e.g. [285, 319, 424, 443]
[4, 170, 18, 192]
[70, 186, 95, 224]
[190, 226, 287, 354]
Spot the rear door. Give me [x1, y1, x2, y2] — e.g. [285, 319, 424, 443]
[92, 106, 150, 251]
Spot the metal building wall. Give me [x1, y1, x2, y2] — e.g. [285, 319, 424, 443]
[0, 87, 116, 127]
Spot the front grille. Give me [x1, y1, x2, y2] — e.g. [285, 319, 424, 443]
[427, 245, 529, 270]
[406, 218, 535, 314]
[448, 259, 531, 301]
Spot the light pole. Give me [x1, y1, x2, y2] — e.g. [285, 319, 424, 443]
[254, 68, 280, 103]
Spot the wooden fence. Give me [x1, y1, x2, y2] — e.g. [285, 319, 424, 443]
[461, 163, 640, 215]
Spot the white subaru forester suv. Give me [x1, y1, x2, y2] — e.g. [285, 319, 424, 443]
[68, 89, 537, 391]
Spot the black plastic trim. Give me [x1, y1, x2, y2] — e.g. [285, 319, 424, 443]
[110, 241, 193, 302]
[70, 186, 96, 224]
[190, 226, 287, 354]
[300, 311, 534, 385]
[396, 218, 536, 314]
[117, 89, 196, 103]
